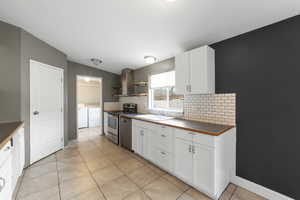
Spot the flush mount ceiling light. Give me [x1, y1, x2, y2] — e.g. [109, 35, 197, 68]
[144, 56, 157, 64]
[91, 58, 102, 66]
[84, 77, 91, 82]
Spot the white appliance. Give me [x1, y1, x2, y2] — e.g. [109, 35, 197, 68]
[78, 107, 88, 128]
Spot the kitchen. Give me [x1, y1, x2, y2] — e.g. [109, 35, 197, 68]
[0, 1, 299, 200]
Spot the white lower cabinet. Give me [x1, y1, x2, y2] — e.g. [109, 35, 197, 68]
[174, 138, 193, 182]
[193, 143, 214, 195]
[0, 155, 12, 200]
[132, 123, 149, 159]
[0, 126, 25, 200]
[132, 119, 236, 199]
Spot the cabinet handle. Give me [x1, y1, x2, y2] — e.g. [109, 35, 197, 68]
[3, 146, 10, 152]
[192, 145, 195, 154]
[188, 145, 192, 153]
[140, 130, 144, 136]
[161, 151, 166, 155]
[161, 134, 166, 138]
[0, 177, 5, 192]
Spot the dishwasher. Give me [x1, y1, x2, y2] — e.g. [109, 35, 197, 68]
[119, 116, 132, 151]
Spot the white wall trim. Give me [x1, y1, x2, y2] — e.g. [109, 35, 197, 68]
[231, 176, 294, 200]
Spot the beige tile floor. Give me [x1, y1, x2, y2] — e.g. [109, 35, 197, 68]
[16, 128, 267, 200]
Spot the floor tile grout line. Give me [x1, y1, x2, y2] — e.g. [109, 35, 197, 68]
[55, 153, 62, 200]
[77, 144, 109, 200]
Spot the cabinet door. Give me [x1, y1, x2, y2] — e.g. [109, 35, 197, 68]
[11, 133, 20, 190]
[189, 47, 207, 94]
[132, 125, 138, 152]
[190, 46, 215, 94]
[193, 144, 214, 195]
[19, 128, 25, 173]
[136, 127, 146, 157]
[174, 138, 193, 183]
[175, 52, 190, 94]
[0, 156, 12, 200]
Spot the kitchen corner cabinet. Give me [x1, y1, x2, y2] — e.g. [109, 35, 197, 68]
[175, 45, 215, 94]
[132, 119, 236, 200]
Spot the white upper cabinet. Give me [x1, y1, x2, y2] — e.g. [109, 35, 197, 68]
[175, 52, 190, 94]
[175, 45, 215, 94]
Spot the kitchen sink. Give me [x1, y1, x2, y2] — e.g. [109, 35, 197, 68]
[135, 114, 174, 121]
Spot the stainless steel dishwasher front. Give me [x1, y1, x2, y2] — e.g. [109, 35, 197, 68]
[119, 116, 132, 151]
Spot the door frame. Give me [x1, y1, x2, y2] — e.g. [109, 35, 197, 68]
[29, 59, 64, 164]
[75, 75, 103, 139]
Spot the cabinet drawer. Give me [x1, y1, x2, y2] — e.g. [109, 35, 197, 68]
[193, 133, 215, 147]
[174, 128, 193, 141]
[154, 148, 173, 173]
[133, 120, 151, 129]
[0, 141, 12, 167]
[155, 126, 173, 152]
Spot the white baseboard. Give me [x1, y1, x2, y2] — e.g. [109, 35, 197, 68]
[231, 176, 294, 200]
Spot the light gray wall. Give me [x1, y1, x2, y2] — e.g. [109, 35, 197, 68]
[133, 58, 175, 82]
[0, 21, 21, 121]
[20, 30, 68, 167]
[67, 61, 120, 140]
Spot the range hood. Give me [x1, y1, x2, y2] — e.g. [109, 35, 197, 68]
[115, 68, 148, 97]
[121, 68, 134, 96]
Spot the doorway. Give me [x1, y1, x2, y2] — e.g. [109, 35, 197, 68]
[76, 75, 103, 141]
[30, 60, 64, 164]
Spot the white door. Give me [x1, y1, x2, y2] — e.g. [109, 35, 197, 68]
[175, 52, 190, 94]
[30, 60, 64, 164]
[174, 138, 193, 183]
[193, 143, 214, 195]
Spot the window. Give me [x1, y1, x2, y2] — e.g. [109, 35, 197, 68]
[149, 71, 183, 112]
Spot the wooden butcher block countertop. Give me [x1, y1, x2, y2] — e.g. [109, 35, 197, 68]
[121, 114, 234, 136]
[0, 121, 24, 149]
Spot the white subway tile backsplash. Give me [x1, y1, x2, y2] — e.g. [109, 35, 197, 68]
[184, 93, 236, 126]
[119, 93, 236, 126]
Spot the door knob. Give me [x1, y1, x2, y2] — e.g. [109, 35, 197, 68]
[33, 111, 39, 115]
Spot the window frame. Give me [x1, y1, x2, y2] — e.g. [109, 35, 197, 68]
[148, 71, 183, 113]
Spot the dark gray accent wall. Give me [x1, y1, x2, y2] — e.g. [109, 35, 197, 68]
[133, 58, 174, 82]
[67, 61, 120, 140]
[20, 30, 68, 167]
[0, 21, 21, 121]
[211, 15, 300, 199]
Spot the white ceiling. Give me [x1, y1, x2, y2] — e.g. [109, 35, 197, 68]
[0, 0, 299, 74]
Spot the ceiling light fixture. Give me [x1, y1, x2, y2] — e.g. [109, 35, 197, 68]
[84, 77, 91, 82]
[91, 58, 102, 66]
[144, 56, 157, 64]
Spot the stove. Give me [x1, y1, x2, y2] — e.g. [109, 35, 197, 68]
[106, 103, 137, 144]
